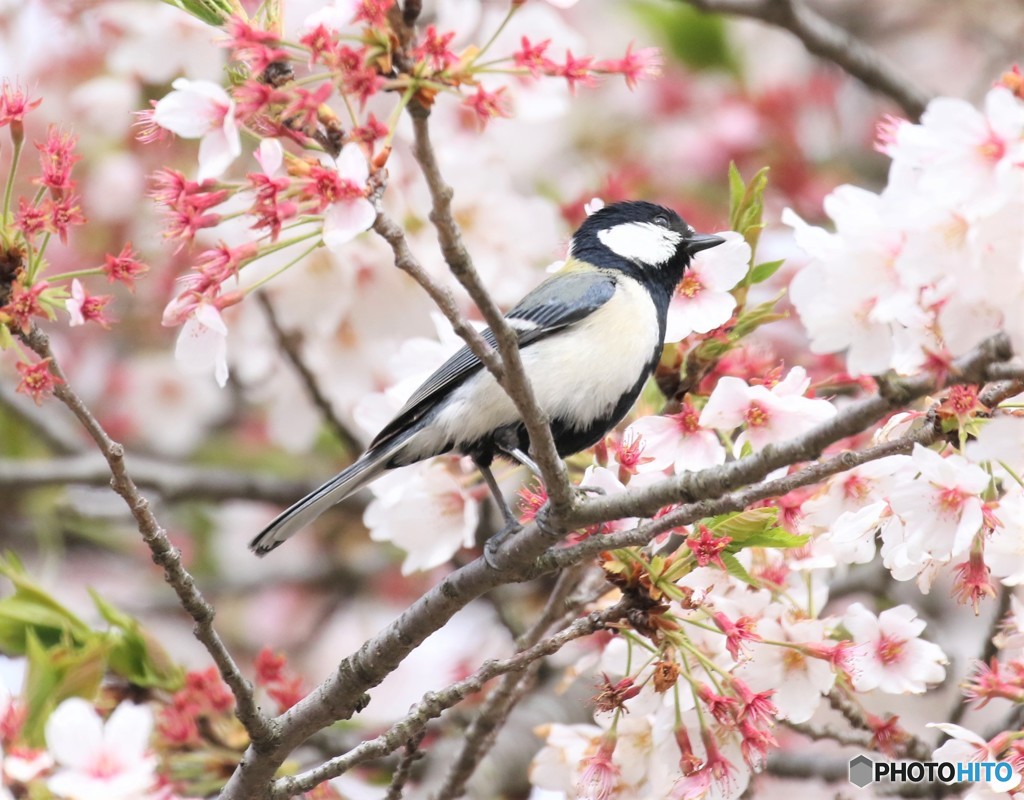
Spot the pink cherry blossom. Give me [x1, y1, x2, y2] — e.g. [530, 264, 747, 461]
[665, 231, 750, 341]
[929, 723, 1022, 792]
[885, 444, 989, 565]
[153, 78, 241, 181]
[891, 86, 1024, 213]
[699, 367, 836, 452]
[625, 401, 726, 474]
[843, 603, 947, 694]
[44, 698, 157, 800]
[322, 144, 376, 250]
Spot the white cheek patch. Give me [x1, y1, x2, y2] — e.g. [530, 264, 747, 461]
[597, 222, 683, 265]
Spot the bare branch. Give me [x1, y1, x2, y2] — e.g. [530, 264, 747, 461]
[384, 731, 426, 800]
[268, 603, 627, 798]
[372, 200, 503, 377]
[562, 333, 1012, 531]
[0, 453, 323, 505]
[433, 567, 603, 799]
[677, 0, 932, 119]
[783, 719, 872, 749]
[256, 291, 363, 455]
[407, 107, 573, 517]
[18, 327, 276, 747]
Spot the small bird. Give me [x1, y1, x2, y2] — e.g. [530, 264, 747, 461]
[251, 201, 725, 556]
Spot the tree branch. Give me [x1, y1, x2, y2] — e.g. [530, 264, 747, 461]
[18, 327, 276, 748]
[372, 200, 503, 377]
[561, 333, 1012, 532]
[677, 0, 932, 119]
[407, 107, 573, 518]
[433, 567, 603, 799]
[268, 602, 627, 797]
[220, 334, 1014, 797]
[0, 453, 324, 505]
[256, 291, 363, 456]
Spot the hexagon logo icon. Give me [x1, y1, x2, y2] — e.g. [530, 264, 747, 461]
[849, 754, 875, 788]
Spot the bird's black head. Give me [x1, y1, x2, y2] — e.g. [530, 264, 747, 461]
[570, 201, 725, 294]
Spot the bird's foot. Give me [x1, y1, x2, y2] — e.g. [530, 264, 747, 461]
[484, 519, 523, 569]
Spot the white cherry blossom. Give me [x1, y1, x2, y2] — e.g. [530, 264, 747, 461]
[153, 78, 241, 181]
[665, 231, 750, 341]
[45, 698, 157, 800]
[699, 367, 836, 452]
[843, 603, 947, 694]
[322, 144, 376, 250]
[364, 461, 480, 573]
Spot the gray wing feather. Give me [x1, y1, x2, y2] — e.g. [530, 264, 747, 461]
[370, 270, 616, 448]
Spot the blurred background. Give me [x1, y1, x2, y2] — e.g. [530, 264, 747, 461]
[1, 0, 1022, 796]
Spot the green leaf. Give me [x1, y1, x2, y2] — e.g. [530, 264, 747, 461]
[21, 629, 107, 746]
[0, 554, 91, 653]
[732, 292, 788, 338]
[157, 0, 236, 26]
[92, 591, 183, 691]
[748, 259, 784, 285]
[728, 162, 745, 218]
[720, 552, 756, 586]
[707, 508, 778, 540]
[734, 529, 810, 549]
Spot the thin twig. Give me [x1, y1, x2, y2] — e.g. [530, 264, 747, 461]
[433, 567, 601, 799]
[678, 0, 932, 119]
[19, 327, 276, 747]
[385, 730, 427, 800]
[0, 453, 325, 505]
[371, 201, 503, 377]
[407, 107, 573, 518]
[257, 291, 363, 455]
[269, 603, 628, 797]
[783, 719, 872, 749]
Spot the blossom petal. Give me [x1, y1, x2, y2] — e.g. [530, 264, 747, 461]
[103, 702, 154, 760]
[323, 198, 376, 249]
[45, 697, 103, 769]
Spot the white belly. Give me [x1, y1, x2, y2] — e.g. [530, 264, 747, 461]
[402, 276, 660, 456]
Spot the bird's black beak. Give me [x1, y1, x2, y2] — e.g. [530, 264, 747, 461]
[686, 233, 726, 255]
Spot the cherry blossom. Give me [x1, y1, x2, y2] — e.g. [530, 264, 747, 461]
[153, 78, 241, 181]
[15, 358, 63, 404]
[625, 400, 726, 474]
[321, 144, 376, 249]
[890, 86, 1024, 213]
[66, 279, 113, 328]
[929, 723, 1022, 792]
[843, 603, 947, 694]
[735, 615, 837, 723]
[885, 444, 989, 570]
[665, 231, 750, 341]
[364, 461, 480, 573]
[172, 302, 230, 388]
[699, 366, 836, 453]
[44, 698, 157, 800]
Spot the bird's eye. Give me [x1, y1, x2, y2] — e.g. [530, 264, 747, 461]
[653, 215, 669, 227]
